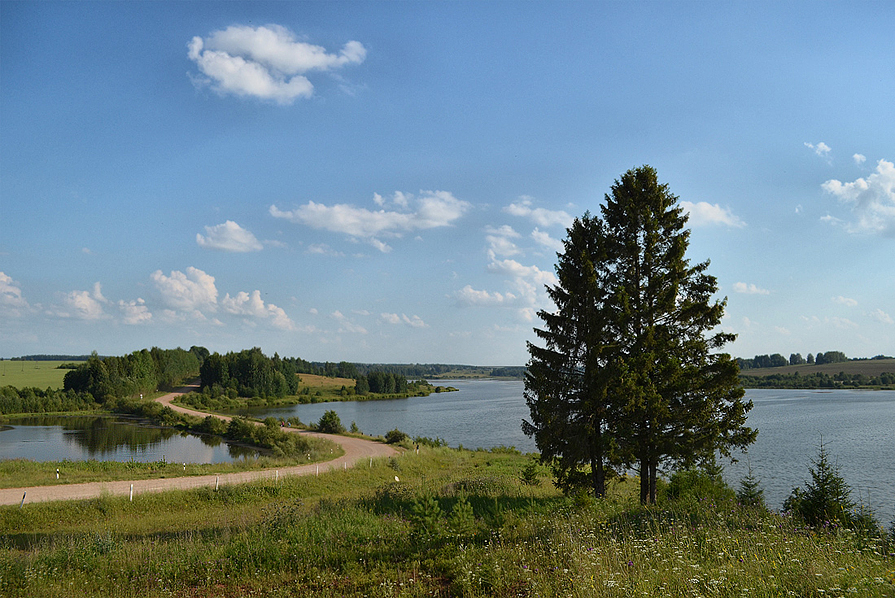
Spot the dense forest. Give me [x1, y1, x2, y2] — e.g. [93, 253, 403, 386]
[199, 348, 300, 399]
[62, 347, 204, 402]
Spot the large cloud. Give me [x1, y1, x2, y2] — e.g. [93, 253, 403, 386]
[188, 24, 366, 104]
[197, 221, 263, 252]
[270, 190, 470, 252]
[221, 290, 295, 331]
[60, 283, 108, 320]
[822, 159, 895, 237]
[680, 201, 746, 228]
[151, 267, 218, 313]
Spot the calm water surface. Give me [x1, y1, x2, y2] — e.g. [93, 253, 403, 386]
[0, 415, 258, 464]
[244, 382, 895, 522]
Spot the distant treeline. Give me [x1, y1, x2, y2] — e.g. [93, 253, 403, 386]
[6, 354, 100, 361]
[63, 347, 204, 402]
[200, 348, 299, 400]
[741, 370, 895, 389]
[737, 351, 851, 369]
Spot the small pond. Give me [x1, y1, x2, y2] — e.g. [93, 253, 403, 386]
[0, 415, 259, 464]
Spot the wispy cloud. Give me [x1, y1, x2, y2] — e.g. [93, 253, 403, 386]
[868, 308, 894, 325]
[380, 313, 428, 328]
[853, 153, 866, 165]
[270, 190, 470, 252]
[822, 158, 895, 237]
[805, 141, 832, 159]
[832, 295, 858, 307]
[188, 24, 366, 104]
[196, 220, 263, 252]
[531, 227, 564, 253]
[680, 201, 746, 228]
[118, 298, 152, 325]
[733, 282, 770, 295]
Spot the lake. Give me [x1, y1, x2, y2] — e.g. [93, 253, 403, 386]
[242, 381, 895, 524]
[2, 383, 892, 523]
[0, 415, 259, 464]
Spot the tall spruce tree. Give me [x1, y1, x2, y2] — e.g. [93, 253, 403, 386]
[524, 165, 755, 504]
[523, 213, 616, 497]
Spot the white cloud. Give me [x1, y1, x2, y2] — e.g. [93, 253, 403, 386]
[454, 285, 516, 306]
[151, 267, 218, 312]
[221, 289, 295, 330]
[485, 225, 522, 257]
[733, 282, 770, 295]
[680, 201, 746, 228]
[821, 159, 895, 236]
[331, 310, 368, 334]
[531, 228, 564, 253]
[270, 190, 470, 252]
[196, 220, 263, 252]
[61, 283, 108, 320]
[868, 308, 894, 325]
[380, 313, 428, 328]
[307, 243, 344, 257]
[832, 295, 858, 307]
[188, 24, 366, 104]
[854, 153, 866, 165]
[0, 272, 30, 316]
[504, 198, 573, 228]
[801, 315, 859, 330]
[805, 141, 832, 158]
[119, 298, 152, 325]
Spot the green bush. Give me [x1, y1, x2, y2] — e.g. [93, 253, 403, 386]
[316, 410, 345, 434]
[384, 428, 408, 444]
[784, 441, 875, 530]
[664, 465, 735, 503]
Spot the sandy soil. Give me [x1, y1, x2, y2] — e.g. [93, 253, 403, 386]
[0, 387, 398, 506]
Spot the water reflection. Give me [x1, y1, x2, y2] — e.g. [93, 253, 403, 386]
[0, 415, 257, 463]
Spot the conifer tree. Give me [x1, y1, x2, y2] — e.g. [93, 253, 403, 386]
[524, 165, 756, 503]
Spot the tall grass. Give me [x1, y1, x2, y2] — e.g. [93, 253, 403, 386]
[1, 448, 892, 597]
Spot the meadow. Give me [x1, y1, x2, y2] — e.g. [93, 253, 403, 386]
[0, 361, 79, 391]
[1, 446, 892, 597]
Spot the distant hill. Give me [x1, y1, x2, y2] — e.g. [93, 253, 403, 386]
[7, 354, 97, 361]
[738, 358, 895, 378]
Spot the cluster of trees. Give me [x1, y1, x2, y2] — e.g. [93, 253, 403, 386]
[524, 166, 755, 504]
[0, 386, 98, 415]
[737, 351, 849, 369]
[354, 371, 410, 395]
[63, 348, 204, 403]
[741, 371, 895, 389]
[199, 348, 299, 400]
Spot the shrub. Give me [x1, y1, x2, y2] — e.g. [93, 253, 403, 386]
[316, 410, 345, 434]
[385, 428, 408, 444]
[783, 440, 874, 529]
[664, 464, 735, 503]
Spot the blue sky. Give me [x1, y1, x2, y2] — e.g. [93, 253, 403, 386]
[1, 1, 893, 365]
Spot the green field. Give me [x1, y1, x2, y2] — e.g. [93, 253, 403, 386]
[0, 361, 81, 390]
[740, 358, 895, 377]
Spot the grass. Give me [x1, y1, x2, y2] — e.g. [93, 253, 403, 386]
[0, 361, 80, 391]
[1, 447, 892, 597]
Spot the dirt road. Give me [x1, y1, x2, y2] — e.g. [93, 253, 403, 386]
[0, 388, 398, 506]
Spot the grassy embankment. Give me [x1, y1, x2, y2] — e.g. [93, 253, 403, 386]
[1, 446, 893, 597]
[174, 373, 458, 415]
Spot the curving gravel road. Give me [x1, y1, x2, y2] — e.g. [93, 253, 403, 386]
[0, 387, 398, 506]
